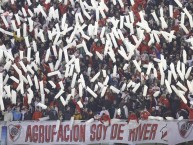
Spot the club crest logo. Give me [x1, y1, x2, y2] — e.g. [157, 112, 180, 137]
[8, 124, 22, 142]
[178, 120, 193, 138]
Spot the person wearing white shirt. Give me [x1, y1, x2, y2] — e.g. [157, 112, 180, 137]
[3, 106, 13, 121]
[21, 106, 27, 121]
[34, 97, 42, 111]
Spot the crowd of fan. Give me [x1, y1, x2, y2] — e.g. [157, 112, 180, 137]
[0, 0, 193, 124]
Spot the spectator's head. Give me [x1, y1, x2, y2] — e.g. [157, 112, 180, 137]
[16, 106, 20, 112]
[66, 106, 70, 111]
[24, 107, 28, 112]
[83, 108, 88, 112]
[7, 106, 12, 112]
[88, 109, 93, 114]
[128, 111, 133, 116]
[47, 106, 51, 111]
[58, 110, 63, 116]
[75, 108, 79, 114]
[102, 107, 106, 111]
[36, 107, 40, 112]
[75, 2, 80, 8]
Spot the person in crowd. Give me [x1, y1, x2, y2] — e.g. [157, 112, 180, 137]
[21, 106, 26, 121]
[63, 106, 72, 120]
[87, 109, 94, 119]
[58, 110, 64, 121]
[32, 107, 42, 120]
[81, 108, 89, 120]
[12, 106, 22, 121]
[45, 106, 58, 120]
[3, 106, 13, 121]
[73, 109, 82, 120]
[23, 107, 32, 121]
[140, 108, 151, 120]
[151, 107, 158, 116]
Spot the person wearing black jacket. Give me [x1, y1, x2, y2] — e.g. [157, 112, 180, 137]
[45, 106, 58, 120]
[151, 107, 158, 116]
[169, 94, 181, 118]
[88, 109, 94, 119]
[24, 108, 32, 120]
[63, 106, 72, 120]
[109, 102, 116, 119]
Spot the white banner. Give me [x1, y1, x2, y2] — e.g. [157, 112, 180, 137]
[7, 120, 167, 145]
[168, 120, 193, 145]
